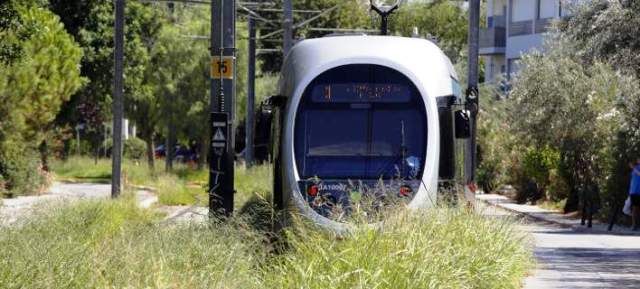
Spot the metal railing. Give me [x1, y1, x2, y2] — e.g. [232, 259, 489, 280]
[535, 18, 554, 33]
[509, 20, 533, 36]
[479, 27, 506, 48]
[487, 15, 506, 28]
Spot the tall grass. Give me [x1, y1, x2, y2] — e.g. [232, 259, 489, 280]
[50, 157, 273, 208]
[265, 209, 533, 289]
[43, 158, 533, 288]
[50, 156, 156, 185]
[0, 196, 533, 289]
[0, 198, 265, 288]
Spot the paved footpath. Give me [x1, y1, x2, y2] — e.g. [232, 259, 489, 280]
[0, 182, 157, 226]
[478, 194, 640, 289]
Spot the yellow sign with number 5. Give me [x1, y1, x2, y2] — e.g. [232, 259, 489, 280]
[210, 56, 234, 79]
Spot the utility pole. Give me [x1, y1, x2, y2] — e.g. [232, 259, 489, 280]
[465, 0, 480, 185]
[283, 0, 293, 56]
[209, 0, 236, 217]
[112, 0, 125, 198]
[246, 17, 256, 168]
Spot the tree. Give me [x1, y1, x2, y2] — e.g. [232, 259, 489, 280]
[48, 0, 163, 161]
[391, 0, 469, 62]
[0, 0, 84, 196]
[479, 0, 640, 215]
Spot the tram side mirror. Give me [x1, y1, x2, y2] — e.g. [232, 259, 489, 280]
[266, 95, 287, 109]
[454, 110, 471, 139]
[259, 98, 273, 115]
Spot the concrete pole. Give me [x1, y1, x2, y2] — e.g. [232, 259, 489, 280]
[246, 17, 256, 168]
[465, 0, 480, 184]
[112, 0, 125, 198]
[283, 0, 293, 56]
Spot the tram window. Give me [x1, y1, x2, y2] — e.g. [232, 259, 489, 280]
[295, 64, 427, 180]
[305, 110, 367, 157]
[368, 110, 426, 178]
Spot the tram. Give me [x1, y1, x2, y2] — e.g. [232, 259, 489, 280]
[268, 35, 469, 233]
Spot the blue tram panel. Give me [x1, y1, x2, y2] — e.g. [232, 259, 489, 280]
[294, 64, 427, 220]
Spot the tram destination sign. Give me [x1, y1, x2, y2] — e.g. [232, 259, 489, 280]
[311, 83, 412, 103]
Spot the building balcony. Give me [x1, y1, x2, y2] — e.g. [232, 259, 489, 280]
[487, 15, 506, 28]
[479, 27, 506, 55]
[535, 18, 554, 33]
[509, 20, 533, 36]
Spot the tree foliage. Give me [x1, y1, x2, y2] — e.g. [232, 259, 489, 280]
[479, 0, 640, 217]
[49, 0, 163, 158]
[0, 0, 84, 196]
[391, 0, 469, 62]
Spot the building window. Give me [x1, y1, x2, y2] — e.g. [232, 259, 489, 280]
[538, 0, 557, 19]
[511, 0, 535, 22]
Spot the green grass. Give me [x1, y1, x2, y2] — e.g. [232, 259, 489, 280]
[50, 156, 159, 186]
[0, 197, 533, 289]
[0, 197, 264, 288]
[41, 157, 534, 288]
[50, 157, 272, 208]
[264, 210, 533, 289]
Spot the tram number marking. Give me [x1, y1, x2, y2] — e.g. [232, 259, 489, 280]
[210, 56, 234, 79]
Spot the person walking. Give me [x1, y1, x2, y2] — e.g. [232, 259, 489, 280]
[629, 159, 640, 230]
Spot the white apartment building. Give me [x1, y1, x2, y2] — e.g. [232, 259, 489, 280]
[481, 0, 578, 82]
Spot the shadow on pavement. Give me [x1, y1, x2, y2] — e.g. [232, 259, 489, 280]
[533, 247, 640, 288]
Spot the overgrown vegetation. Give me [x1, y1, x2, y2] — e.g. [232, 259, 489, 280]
[50, 156, 272, 208]
[0, 198, 264, 288]
[478, 1, 640, 221]
[265, 210, 532, 289]
[0, 197, 533, 289]
[0, 0, 83, 197]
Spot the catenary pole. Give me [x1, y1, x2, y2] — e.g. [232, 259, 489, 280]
[465, 0, 480, 185]
[112, 0, 125, 198]
[246, 17, 256, 168]
[209, 0, 236, 217]
[282, 0, 293, 56]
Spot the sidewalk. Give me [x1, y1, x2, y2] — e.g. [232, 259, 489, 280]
[0, 182, 158, 226]
[476, 194, 640, 236]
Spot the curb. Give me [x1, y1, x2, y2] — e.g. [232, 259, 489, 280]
[478, 198, 573, 229]
[479, 197, 640, 236]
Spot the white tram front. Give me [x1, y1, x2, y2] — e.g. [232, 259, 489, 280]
[270, 36, 464, 233]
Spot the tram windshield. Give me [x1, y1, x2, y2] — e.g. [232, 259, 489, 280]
[294, 64, 427, 179]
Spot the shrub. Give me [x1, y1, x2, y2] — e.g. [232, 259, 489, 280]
[124, 137, 147, 160]
[0, 1, 83, 197]
[0, 145, 47, 197]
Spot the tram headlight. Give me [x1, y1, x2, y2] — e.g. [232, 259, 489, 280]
[399, 185, 412, 197]
[307, 184, 319, 197]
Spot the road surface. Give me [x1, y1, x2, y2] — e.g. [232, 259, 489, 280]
[0, 182, 157, 226]
[480, 200, 640, 289]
